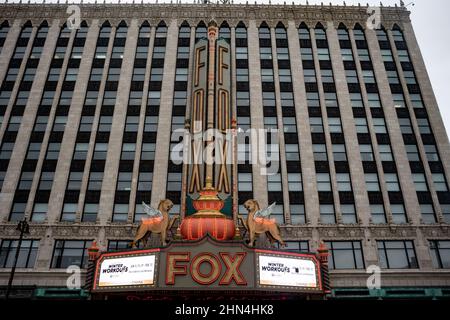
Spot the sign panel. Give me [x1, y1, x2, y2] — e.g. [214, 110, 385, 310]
[257, 254, 319, 289]
[98, 254, 156, 287]
[92, 236, 326, 294]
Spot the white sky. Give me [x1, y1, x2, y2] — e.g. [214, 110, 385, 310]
[3, 0, 450, 139]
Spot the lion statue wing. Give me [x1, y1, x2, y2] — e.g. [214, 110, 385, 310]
[142, 201, 163, 218]
[253, 202, 276, 221]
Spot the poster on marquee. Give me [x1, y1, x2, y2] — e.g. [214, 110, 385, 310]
[98, 254, 156, 287]
[258, 254, 318, 288]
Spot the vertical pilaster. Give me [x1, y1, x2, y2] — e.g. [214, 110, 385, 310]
[326, 22, 371, 226]
[270, 27, 290, 224]
[45, 20, 100, 223]
[287, 21, 319, 226]
[365, 28, 421, 225]
[150, 19, 178, 208]
[247, 20, 268, 208]
[99, 20, 138, 224]
[0, 19, 21, 86]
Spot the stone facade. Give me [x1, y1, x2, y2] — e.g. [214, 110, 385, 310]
[0, 3, 449, 292]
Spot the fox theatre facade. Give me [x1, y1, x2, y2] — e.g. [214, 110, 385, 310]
[82, 21, 331, 300]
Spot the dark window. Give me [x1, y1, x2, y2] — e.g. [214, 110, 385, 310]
[377, 240, 418, 269]
[325, 241, 365, 269]
[0, 239, 39, 268]
[51, 240, 92, 269]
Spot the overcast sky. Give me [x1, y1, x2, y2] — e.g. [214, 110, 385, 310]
[4, 0, 450, 139]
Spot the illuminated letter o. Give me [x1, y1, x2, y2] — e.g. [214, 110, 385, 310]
[190, 253, 221, 285]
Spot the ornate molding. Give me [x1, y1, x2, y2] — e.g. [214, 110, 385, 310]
[0, 4, 411, 30]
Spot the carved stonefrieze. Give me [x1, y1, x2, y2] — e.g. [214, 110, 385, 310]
[369, 226, 417, 238]
[419, 225, 450, 238]
[0, 3, 411, 30]
[317, 226, 365, 239]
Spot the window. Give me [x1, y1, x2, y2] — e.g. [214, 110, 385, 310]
[113, 204, 129, 222]
[0, 142, 14, 160]
[67, 172, 82, 190]
[238, 173, 252, 192]
[357, 48, 370, 61]
[267, 173, 282, 192]
[121, 143, 136, 161]
[336, 173, 352, 192]
[144, 116, 158, 132]
[399, 118, 413, 134]
[410, 94, 424, 109]
[442, 205, 450, 224]
[341, 204, 357, 224]
[261, 69, 274, 82]
[367, 93, 382, 108]
[313, 144, 327, 162]
[46, 143, 61, 160]
[372, 118, 387, 134]
[137, 172, 152, 192]
[362, 70, 375, 84]
[413, 173, 428, 192]
[82, 203, 98, 222]
[326, 241, 364, 269]
[9, 203, 26, 222]
[377, 240, 418, 269]
[424, 145, 440, 162]
[346, 70, 358, 83]
[350, 93, 364, 108]
[88, 172, 103, 191]
[430, 240, 450, 269]
[432, 173, 448, 191]
[141, 143, 155, 160]
[417, 118, 431, 134]
[108, 240, 131, 252]
[371, 204, 386, 224]
[31, 203, 48, 222]
[34, 116, 48, 132]
[73, 143, 88, 160]
[26, 143, 41, 160]
[405, 144, 420, 162]
[365, 173, 380, 192]
[328, 117, 342, 133]
[18, 171, 34, 190]
[307, 92, 320, 107]
[38, 171, 54, 190]
[290, 205, 306, 225]
[320, 204, 335, 224]
[61, 203, 77, 222]
[321, 69, 334, 83]
[0, 240, 39, 268]
[317, 48, 330, 61]
[93, 143, 108, 160]
[117, 172, 132, 191]
[359, 144, 374, 162]
[287, 173, 302, 192]
[391, 204, 407, 224]
[420, 204, 436, 224]
[167, 173, 182, 191]
[303, 68, 316, 83]
[355, 117, 369, 133]
[309, 117, 323, 133]
[301, 48, 313, 60]
[332, 144, 347, 161]
[385, 173, 400, 192]
[53, 116, 67, 132]
[278, 69, 291, 82]
[51, 240, 92, 269]
[283, 117, 297, 133]
[341, 48, 353, 61]
[324, 93, 338, 108]
[379, 144, 393, 161]
[285, 144, 300, 161]
[392, 93, 406, 108]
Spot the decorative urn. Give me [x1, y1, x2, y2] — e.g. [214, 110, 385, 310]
[180, 177, 235, 241]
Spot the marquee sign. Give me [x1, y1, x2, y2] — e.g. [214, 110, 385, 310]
[92, 236, 325, 294]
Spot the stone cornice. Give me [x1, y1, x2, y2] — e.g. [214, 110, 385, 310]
[0, 3, 411, 29]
